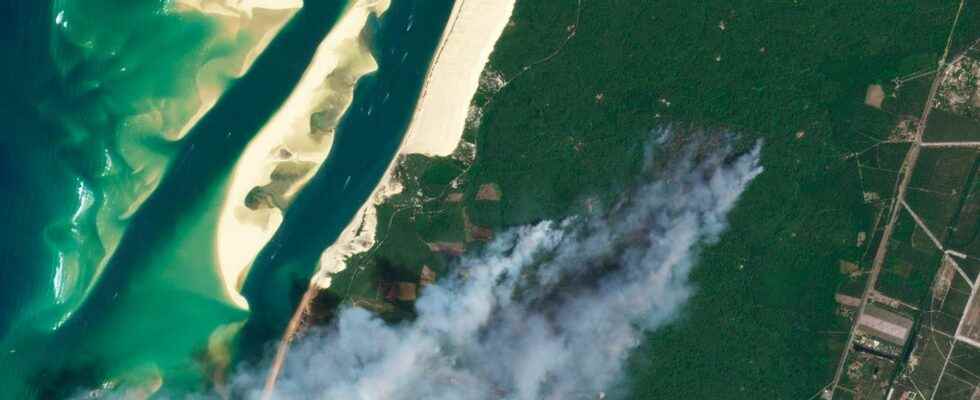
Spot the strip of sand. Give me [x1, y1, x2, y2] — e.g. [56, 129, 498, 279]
[45, 1, 304, 329]
[311, 0, 516, 290]
[214, 0, 391, 309]
[400, 0, 516, 156]
[171, 0, 303, 141]
[261, 1, 515, 394]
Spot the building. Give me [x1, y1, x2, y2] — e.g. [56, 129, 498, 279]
[854, 304, 913, 357]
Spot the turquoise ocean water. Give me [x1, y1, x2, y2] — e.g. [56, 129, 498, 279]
[0, 0, 455, 396]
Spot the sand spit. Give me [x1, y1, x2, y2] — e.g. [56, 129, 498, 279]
[171, 0, 303, 141]
[214, 0, 391, 309]
[311, 0, 516, 290]
[261, 2, 515, 394]
[44, 2, 303, 329]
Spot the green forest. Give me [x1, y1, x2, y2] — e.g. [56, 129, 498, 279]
[325, 1, 980, 398]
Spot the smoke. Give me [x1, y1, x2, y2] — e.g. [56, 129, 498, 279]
[233, 137, 763, 400]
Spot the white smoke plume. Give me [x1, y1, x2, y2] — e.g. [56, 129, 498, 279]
[233, 137, 763, 400]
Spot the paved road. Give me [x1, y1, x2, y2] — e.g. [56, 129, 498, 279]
[826, 4, 975, 392]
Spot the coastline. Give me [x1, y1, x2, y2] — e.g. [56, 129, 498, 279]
[313, 0, 517, 290]
[260, 0, 516, 394]
[171, 1, 304, 142]
[213, 0, 391, 309]
[39, 1, 305, 331]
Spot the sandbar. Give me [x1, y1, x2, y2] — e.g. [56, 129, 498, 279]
[171, 0, 304, 141]
[214, 0, 391, 309]
[262, 2, 515, 394]
[45, 1, 304, 328]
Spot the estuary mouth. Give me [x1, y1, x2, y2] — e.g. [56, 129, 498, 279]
[6, 1, 980, 399]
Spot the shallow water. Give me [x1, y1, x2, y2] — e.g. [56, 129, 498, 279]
[236, 0, 456, 365]
[1, 0, 457, 396]
[0, 0, 342, 396]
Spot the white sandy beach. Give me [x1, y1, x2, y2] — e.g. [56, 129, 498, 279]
[261, 1, 516, 394]
[214, 0, 390, 309]
[312, 0, 517, 289]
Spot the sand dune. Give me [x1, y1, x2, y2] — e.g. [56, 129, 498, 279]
[260, 2, 516, 393]
[215, 0, 391, 309]
[312, 0, 517, 289]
